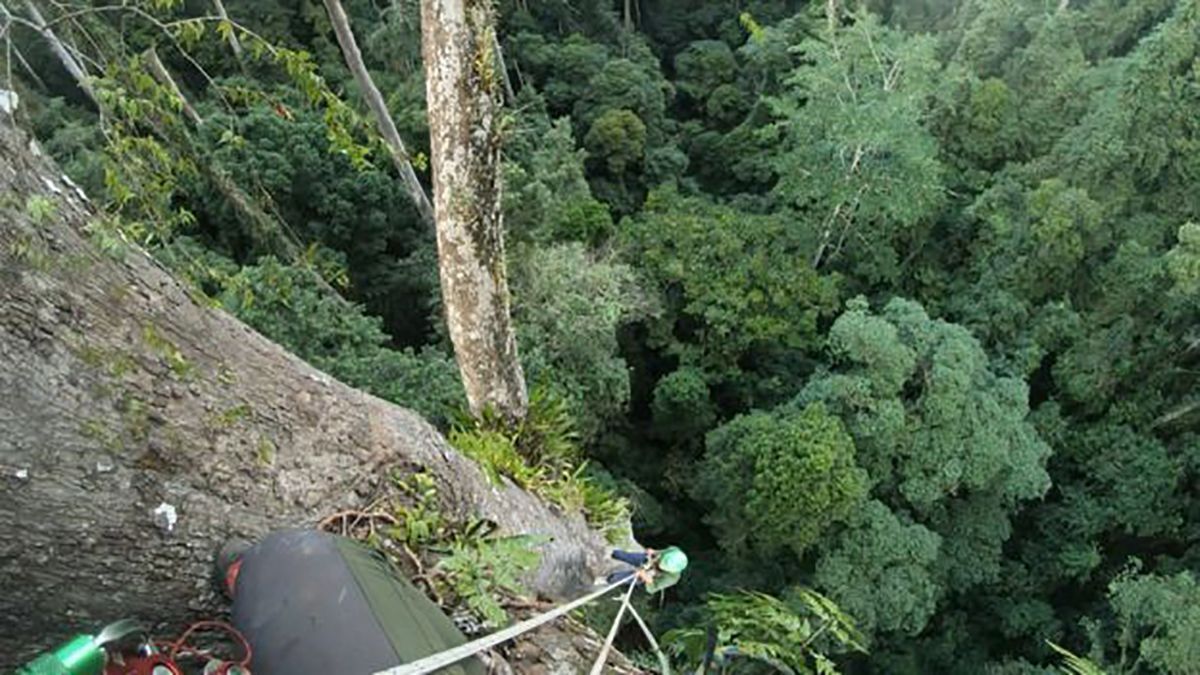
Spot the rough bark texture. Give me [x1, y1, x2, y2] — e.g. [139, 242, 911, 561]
[420, 0, 528, 422]
[323, 0, 436, 229]
[0, 120, 625, 669]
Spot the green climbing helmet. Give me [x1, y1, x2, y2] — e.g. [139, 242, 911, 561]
[657, 547, 688, 574]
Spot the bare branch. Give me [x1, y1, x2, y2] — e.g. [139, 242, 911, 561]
[19, 0, 97, 104]
[143, 46, 202, 125]
[2, 19, 45, 90]
[322, 0, 435, 228]
[209, 0, 242, 58]
[18, 3, 142, 32]
[492, 30, 514, 104]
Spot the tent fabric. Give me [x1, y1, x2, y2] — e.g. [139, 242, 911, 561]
[232, 529, 483, 675]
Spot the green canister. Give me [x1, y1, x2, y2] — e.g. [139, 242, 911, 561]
[14, 634, 105, 675]
[15, 620, 141, 675]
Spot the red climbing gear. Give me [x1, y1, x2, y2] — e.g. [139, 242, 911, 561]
[104, 621, 252, 675]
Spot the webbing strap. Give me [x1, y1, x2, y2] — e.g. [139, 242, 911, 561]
[589, 580, 638, 675]
[626, 600, 671, 675]
[373, 578, 635, 675]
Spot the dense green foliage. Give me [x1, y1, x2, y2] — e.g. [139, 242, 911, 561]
[9, 0, 1200, 670]
[698, 402, 868, 559]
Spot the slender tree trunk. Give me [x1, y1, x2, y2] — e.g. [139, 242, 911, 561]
[209, 0, 243, 58]
[323, 0, 436, 228]
[0, 119, 619, 668]
[419, 0, 528, 422]
[19, 0, 97, 105]
[10, 41, 48, 91]
[143, 47, 202, 126]
[492, 31, 515, 104]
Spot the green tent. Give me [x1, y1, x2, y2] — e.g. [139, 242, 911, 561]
[230, 529, 484, 675]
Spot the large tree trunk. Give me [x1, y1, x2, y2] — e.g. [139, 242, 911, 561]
[0, 120, 622, 668]
[419, 0, 528, 422]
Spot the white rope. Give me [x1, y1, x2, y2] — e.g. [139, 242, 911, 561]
[373, 578, 634, 675]
[626, 601, 671, 675]
[589, 579, 638, 675]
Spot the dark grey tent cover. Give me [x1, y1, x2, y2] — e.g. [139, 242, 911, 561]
[232, 529, 484, 675]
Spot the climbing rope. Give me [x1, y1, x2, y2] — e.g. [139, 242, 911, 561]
[626, 600, 671, 674]
[161, 620, 253, 669]
[589, 579, 638, 675]
[375, 578, 641, 675]
[589, 580, 672, 674]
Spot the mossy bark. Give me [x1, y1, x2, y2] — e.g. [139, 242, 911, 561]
[420, 0, 529, 423]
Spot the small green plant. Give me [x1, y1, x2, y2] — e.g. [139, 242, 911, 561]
[362, 472, 550, 628]
[214, 402, 253, 427]
[84, 217, 131, 259]
[389, 472, 451, 549]
[449, 387, 632, 542]
[449, 427, 547, 488]
[216, 365, 238, 385]
[8, 234, 53, 271]
[141, 323, 194, 379]
[255, 437, 276, 466]
[577, 469, 632, 542]
[25, 195, 57, 223]
[76, 345, 137, 378]
[435, 534, 545, 627]
[80, 418, 122, 453]
[512, 387, 582, 471]
[78, 346, 107, 369]
[119, 395, 151, 441]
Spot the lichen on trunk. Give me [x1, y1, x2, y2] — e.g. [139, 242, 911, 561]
[420, 0, 529, 423]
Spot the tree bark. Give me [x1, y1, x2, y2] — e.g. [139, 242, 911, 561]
[419, 0, 528, 422]
[0, 119, 618, 668]
[323, 0, 436, 229]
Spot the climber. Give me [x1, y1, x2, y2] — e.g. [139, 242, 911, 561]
[603, 545, 688, 593]
[215, 529, 484, 675]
